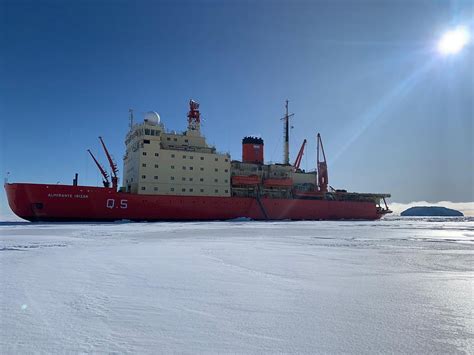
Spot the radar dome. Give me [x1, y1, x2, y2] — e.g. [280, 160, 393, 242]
[144, 111, 160, 124]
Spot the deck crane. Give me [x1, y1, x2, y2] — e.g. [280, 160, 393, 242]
[293, 139, 307, 171]
[98, 136, 119, 189]
[317, 133, 328, 193]
[87, 149, 110, 188]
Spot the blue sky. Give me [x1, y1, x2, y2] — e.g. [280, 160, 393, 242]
[1, 0, 473, 216]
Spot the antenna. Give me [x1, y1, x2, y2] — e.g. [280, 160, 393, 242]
[187, 99, 201, 133]
[129, 108, 134, 130]
[280, 100, 294, 165]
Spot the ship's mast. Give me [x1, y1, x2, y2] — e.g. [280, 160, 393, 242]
[281, 100, 294, 165]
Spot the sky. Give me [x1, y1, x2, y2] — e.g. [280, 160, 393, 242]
[1, 0, 473, 218]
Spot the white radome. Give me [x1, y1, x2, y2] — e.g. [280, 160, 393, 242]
[144, 111, 161, 124]
[438, 26, 470, 55]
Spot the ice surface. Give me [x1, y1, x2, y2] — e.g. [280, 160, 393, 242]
[1, 218, 473, 353]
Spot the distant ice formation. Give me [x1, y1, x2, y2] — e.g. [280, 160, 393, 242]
[390, 201, 474, 217]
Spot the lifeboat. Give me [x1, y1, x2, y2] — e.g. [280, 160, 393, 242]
[231, 175, 261, 186]
[263, 178, 293, 188]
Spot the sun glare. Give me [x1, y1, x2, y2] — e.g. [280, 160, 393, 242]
[438, 26, 470, 55]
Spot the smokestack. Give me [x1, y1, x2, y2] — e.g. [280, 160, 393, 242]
[242, 137, 264, 164]
[73, 173, 78, 186]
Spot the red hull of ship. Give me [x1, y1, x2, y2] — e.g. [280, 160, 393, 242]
[5, 183, 384, 222]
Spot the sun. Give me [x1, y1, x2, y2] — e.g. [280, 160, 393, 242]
[438, 26, 470, 55]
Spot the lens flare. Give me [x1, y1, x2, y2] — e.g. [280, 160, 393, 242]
[438, 26, 470, 55]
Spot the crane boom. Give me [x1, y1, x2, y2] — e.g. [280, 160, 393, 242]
[317, 133, 328, 193]
[98, 136, 119, 189]
[293, 139, 307, 170]
[87, 149, 110, 188]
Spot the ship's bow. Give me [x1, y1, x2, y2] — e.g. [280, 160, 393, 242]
[5, 183, 35, 221]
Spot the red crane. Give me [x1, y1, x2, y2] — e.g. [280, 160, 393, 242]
[293, 139, 307, 170]
[317, 133, 328, 193]
[87, 149, 110, 188]
[98, 136, 119, 189]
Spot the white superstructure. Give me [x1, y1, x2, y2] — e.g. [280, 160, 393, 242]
[122, 103, 231, 196]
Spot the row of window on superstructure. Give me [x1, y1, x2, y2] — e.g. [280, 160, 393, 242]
[144, 129, 160, 136]
[141, 163, 228, 173]
[142, 151, 228, 162]
[165, 136, 189, 143]
[140, 175, 228, 183]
